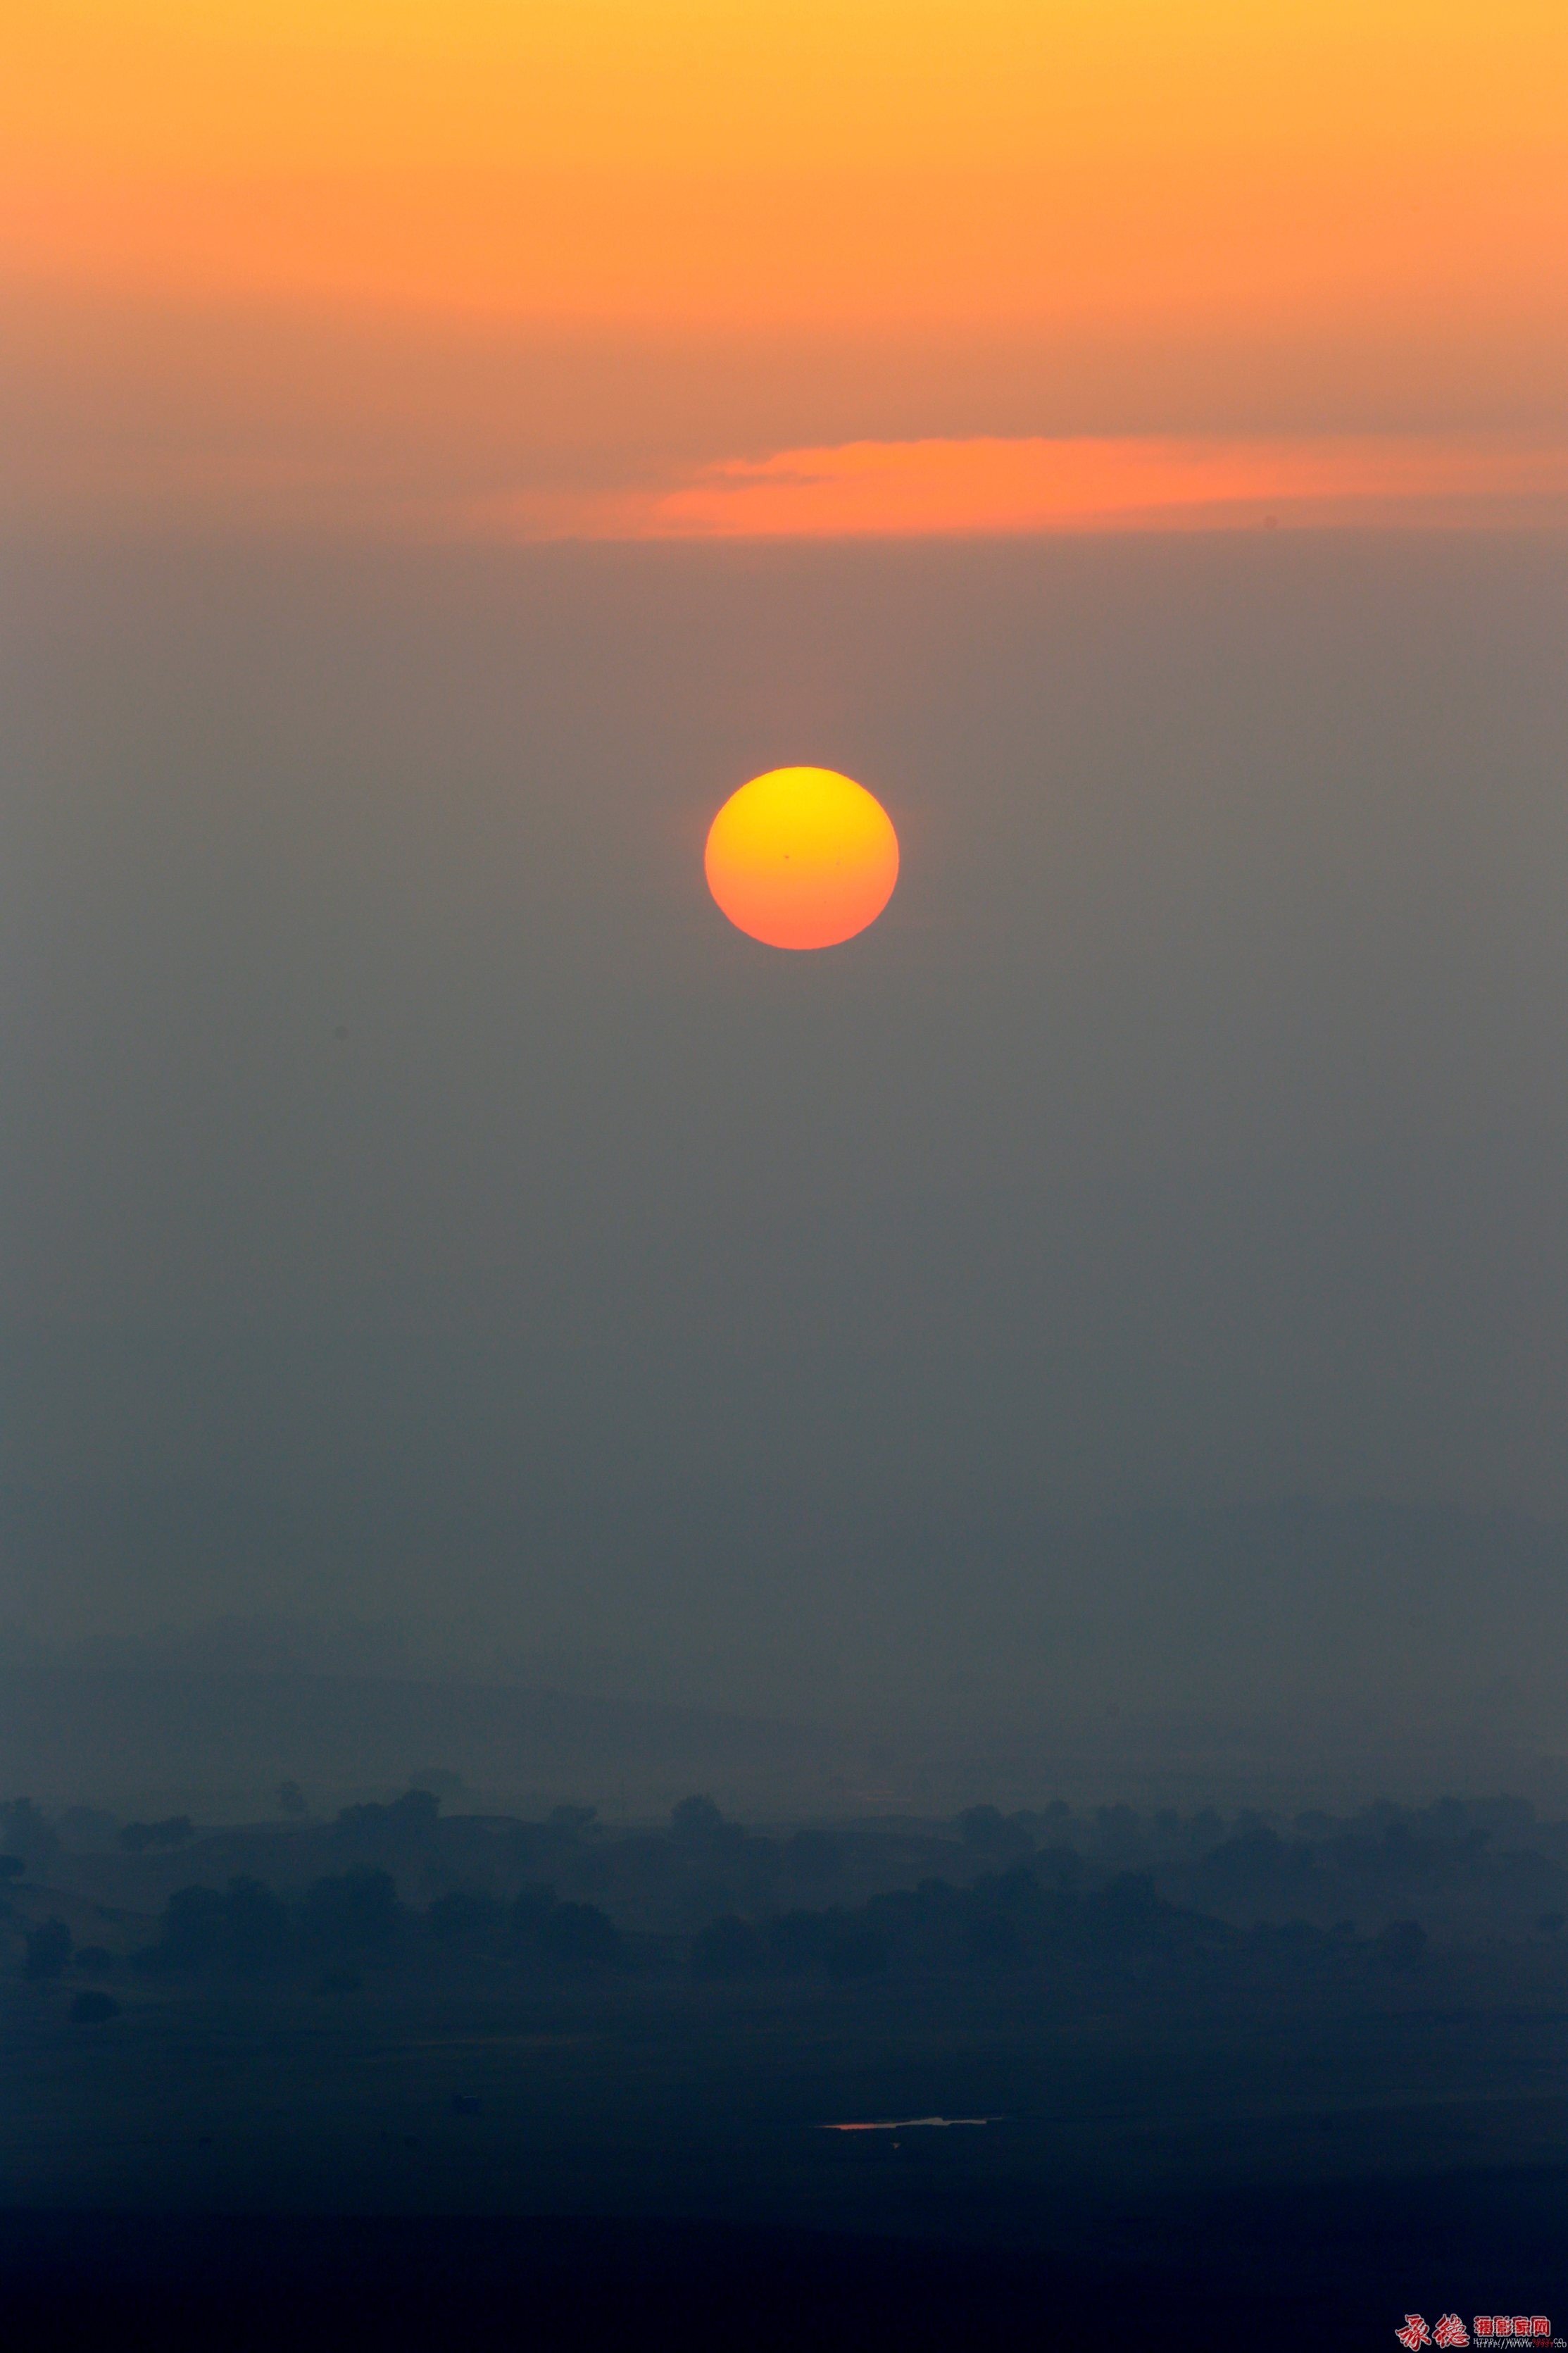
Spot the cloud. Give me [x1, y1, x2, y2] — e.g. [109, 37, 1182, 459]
[492, 433, 1568, 542]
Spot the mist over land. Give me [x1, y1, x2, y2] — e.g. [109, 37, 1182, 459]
[6, 1771, 1568, 2347]
[4, 1494, 1568, 1821]
[6, 532, 1568, 2340]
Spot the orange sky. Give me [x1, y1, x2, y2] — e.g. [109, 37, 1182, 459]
[5, 1, 1565, 534]
[506, 435, 1568, 540]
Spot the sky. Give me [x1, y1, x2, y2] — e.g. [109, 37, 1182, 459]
[3, 6, 1568, 1740]
[4, 1, 1566, 535]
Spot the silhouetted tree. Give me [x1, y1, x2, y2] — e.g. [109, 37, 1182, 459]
[1376, 1919, 1428, 1971]
[276, 1781, 308, 1818]
[25, 1919, 72, 1980]
[120, 1816, 195, 1854]
[333, 1790, 439, 1860]
[823, 1924, 887, 1982]
[156, 1885, 226, 1968]
[1, 1797, 58, 1873]
[158, 1877, 290, 1972]
[219, 1875, 291, 1966]
[511, 1808, 598, 1875]
[1093, 1872, 1165, 1951]
[56, 1806, 118, 1849]
[691, 1915, 765, 1980]
[782, 1829, 841, 1885]
[546, 1804, 597, 1836]
[393, 1789, 440, 1830]
[427, 1890, 506, 1956]
[958, 1806, 1034, 1863]
[1092, 1805, 1145, 1864]
[509, 1885, 558, 1947]
[767, 1910, 832, 1971]
[300, 1870, 402, 1956]
[537, 1901, 622, 1971]
[671, 1795, 725, 1844]
[68, 1990, 120, 2024]
[965, 1906, 1026, 1963]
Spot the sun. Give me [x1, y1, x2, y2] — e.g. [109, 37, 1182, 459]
[704, 766, 899, 951]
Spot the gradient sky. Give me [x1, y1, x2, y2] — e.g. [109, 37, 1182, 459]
[5, 531, 1568, 1734]
[4, 1, 1565, 534]
[4, 8, 1568, 1737]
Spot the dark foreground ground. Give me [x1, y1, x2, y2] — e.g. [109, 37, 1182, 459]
[4, 2174, 1566, 2352]
[5, 1794, 1567, 2345]
[4, 1956, 1565, 2349]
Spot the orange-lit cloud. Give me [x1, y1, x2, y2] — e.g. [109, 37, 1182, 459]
[487, 435, 1568, 542]
[4, 3, 1564, 537]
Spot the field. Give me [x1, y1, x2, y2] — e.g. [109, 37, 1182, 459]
[4, 1927, 1566, 2346]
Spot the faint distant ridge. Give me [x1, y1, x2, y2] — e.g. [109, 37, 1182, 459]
[2, 1611, 424, 1683]
[0, 1633, 853, 1818]
[5, 1493, 1568, 1813]
[6, 1486, 1568, 1733]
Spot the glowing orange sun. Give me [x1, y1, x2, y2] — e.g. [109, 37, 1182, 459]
[704, 766, 899, 951]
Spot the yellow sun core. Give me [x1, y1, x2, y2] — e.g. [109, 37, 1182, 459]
[704, 766, 899, 951]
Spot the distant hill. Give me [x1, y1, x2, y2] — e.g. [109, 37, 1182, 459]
[6, 1490, 1568, 1815]
[0, 1649, 853, 1818]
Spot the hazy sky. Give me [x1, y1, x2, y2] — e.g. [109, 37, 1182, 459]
[4, 530, 1567, 1727]
[4, 4, 1568, 1734]
[5, 3, 1565, 535]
